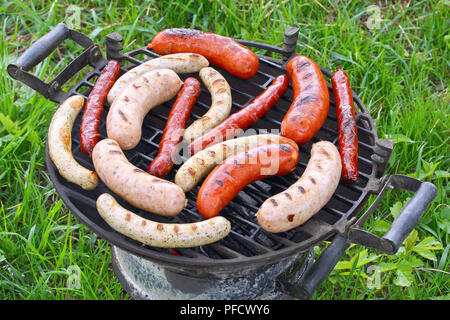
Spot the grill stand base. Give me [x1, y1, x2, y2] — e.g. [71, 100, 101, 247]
[111, 245, 311, 300]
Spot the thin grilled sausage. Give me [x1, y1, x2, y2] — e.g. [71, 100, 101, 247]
[331, 66, 359, 183]
[183, 67, 232, 143]
[106, 69, 183, 150]
[197, 143, 299, 219]
[48, 95, 98, 190]
[97, 193, 231, 248]
[148, 28, 259, 79]
[92, 139, 186, 216]
[107, 53, 209, 104]
[188, 74, 289, 154]
[175, 134, 298, 193]
[147, 77, 201, 178]
[256, 141, 341, 233]
[281, 55, 330, 145]
[80, 60, 121, 156]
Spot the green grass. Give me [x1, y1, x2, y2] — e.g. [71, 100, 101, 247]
[0, 0, 448, 300]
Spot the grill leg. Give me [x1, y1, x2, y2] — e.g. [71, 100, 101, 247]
[276, 236, 349, 299]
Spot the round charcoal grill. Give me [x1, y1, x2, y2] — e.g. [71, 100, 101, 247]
[8, 23, 438, 300]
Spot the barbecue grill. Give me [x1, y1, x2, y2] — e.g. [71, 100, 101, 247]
[8, 23, 438, 300]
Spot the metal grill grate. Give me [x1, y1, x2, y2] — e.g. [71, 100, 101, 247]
[46, 45, 379, 270]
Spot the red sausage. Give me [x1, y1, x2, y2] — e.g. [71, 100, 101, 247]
[80, 60, 121, 156]
[188, 74, 289, 155]
[147, 77, 201, 178]
[148, 28, 259, 79]
[197, 143, 299, 219]
[331, 66, 359, 183]
[280, 55, 330, 145]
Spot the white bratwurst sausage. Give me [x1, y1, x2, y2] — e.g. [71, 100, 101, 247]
[97, 193, 231, 248]
[175, 134, 298, 192]
[183, 67, 232, 142]
[106, 69, 183, 150]
[48, 95, 98, 190]
[92, 138, 186, 216]
[256, 141, 341, 233]
[107, 53, 209, 104]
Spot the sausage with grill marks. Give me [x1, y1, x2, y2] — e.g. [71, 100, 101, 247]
[183, 67, 232, 143]
[147, 77, 201, 178]
[281, 55, 330, 145]
[256, 141, 341, 233]
[175, 134, 298, 192]
[80, 60, 121, 156]
[197, 143, 299, 219]
[106, 69, 183, 150]
[97, 193, 231, 248]
[148, 28, 259, 79]
[92, 139, 186, 216]
[331, 66, 359, 183]
[48, 95, 99, 190]
[107, 53, 209, 105]
[188, 74, 289, 155]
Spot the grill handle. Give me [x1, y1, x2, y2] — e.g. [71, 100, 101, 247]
[7, 22, 105, 103]
[347, 175, 438, 254]
[280, 175, 437, 299]
[10, 23, 71, 72]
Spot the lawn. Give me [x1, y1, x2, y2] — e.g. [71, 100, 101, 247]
[0, 0, 448, 300]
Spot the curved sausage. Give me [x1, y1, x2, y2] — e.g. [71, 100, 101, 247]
[97, 193, 231, 248]
[48, 95, 98, 190]
[80, 60, 121, 156]
[197, 143, 299, 219]
[92, 139, 186, 216]
[188, 74, 289, 154]
[183, 67, 232, 143]
[147, 77, 201, 178]
[107, 53, 209, 104]
[106, 69, 183, 150]
[331, 66, 359, 183]
[256, 141, 341, 233]
[175, 134, 298, 192]
[281, 55, 330, 145]
[148, 28, 259, 79]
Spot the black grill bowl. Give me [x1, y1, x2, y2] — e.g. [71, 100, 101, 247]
[43, 43, 381, 276]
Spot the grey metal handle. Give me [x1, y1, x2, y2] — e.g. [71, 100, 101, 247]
[7, 22, 104, 103]
[347, 175, 438, 254]
[9, 23, 71, 72]
[279, 175, 437, 299]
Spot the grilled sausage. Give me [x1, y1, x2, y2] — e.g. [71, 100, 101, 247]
[48, 95, 98, 190]
[197, 143, 299, 219]
[256, 141, 341, 233]
[281, 55, 330, 145]
[183, 67, 232, 143]
[97, 193, 231, 248]
[92, 139, 186, 216]
[331, 66, 359, 183]
[147, 77, 201, 178]
[106, 69, 183, 150]
[148, 28, 259, 79]
[107, 53, 209, 104]
[80, 60, 121, 156]
[188, 74, 289, 154]
[175, 134, 298, 192]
